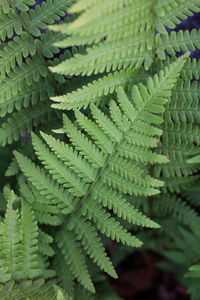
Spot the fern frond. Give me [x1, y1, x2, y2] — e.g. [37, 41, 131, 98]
[180, 58, 200, 80]
[0, 190, 56, 299]
[56, 229, 95, 293]
[2, 191, 22, 281]
[155, 0, 200, 34]
[0, 278, 56, 300]
[91, 182, 159, 228]
[0, 11, 23, 41]
[161, 121, 200, 145]
[32, 132, 89, 197]
[156, 29, 200, 60]
[21, 0, 75, 37]
[0, 32, 36, 79]
[0, 56, 48, 111]
[67, 0, 152, 38]
[68, 214, 117, 279]
[38, 229, 54, 257]
[15, 56, 187, 291]
[34, 30, 62, 58]
[164, 79, 200, 123]
[14, 151, 74, 211]
[50, 35, 152, 76]
[20, 200, 41, 279]
[163, 175, 200, 193]
[0, 101, 54, 146]
[81, 199, 143, 246]
[51, 68, 148, 110]
[152, 194, 200, 229]
[53, 249, 74, 296]
[0, 78, 52, 117]
[40, 131, 96, 182]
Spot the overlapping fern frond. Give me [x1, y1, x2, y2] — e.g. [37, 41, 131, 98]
[153, 57, 200, 193]
[0, 0, 76, 146]
[0, 189, 58, 299]
[49, 0, 200, 111]
[14, 56, 186, 292]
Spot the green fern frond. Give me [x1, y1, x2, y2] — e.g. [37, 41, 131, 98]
[0, 56, 48, 111]
[0, 32, 36, 79]
[0, 278, 56, 300]
[0, 11, 23, 41]
[163, 175, 200, 193]
[56, 229, 95, 293]
[34, 30, 63, 58]
[20, 200, 41, 279]
[14, 56, 187, 291]
[21, 0, 75, 37]
[13, 151, 74, 212]
[0, 101, 54, 146]
[152, 194, 200, 229]
[156, 29, 200, 60]
[50, 35, 152, 76]
[181, 58, 200, 80]
[164, 79, 200, 123]
[51, 68, 148, 110]
[155, 0, 200, 34]
[0, 190, 57, 299]
[68, 214, 117, 279]
[53, 249, 74, 296]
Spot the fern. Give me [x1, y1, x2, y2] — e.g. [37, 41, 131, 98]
[14, 56, 187, 291]
[0, 189, 58, 299]
[1, 0, 200, 299]
[0, 0, 75, 145]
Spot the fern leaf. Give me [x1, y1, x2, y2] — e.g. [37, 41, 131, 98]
[155, 0, 200, 34]
[14, 151, 74, 211]
[53, 250, 74, 296]
[15, 57, 187, 291]
[56, 229, 95, 293]
[40, 131, 96, 182]
[21, 0, 75, 37]
[63, 115, 106, 168]
[0, 11, 23, 41]
[0, 56, 48, 112]
[38, 229, 54, 257]
[68, 215, 117, 279]
[91, 183, 159, 228]
[156, 29, 200, 60]
[0, 101, 53, 146]
[0, 278, 56, 300]
[32, 132, 89, 197]
[164, 79, 200, 123]
[2, 191, 22, 281]
[34, 30, 62, 58]
[51, 69, 148, 110]
[152, 194, 200, 229]
[21, 201, 41, 279]
[0, 78, 52, 118]
[181, 58, 200, 80]
[82, 199, 142, 247]
[0, 32, 36, 79]
[50, 36, 152, 76]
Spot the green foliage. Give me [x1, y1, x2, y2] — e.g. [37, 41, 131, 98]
[0, 0, 200, 299]
[0, 189, 57, 299]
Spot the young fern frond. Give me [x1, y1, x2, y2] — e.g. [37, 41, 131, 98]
[14, 56, 186, 291]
